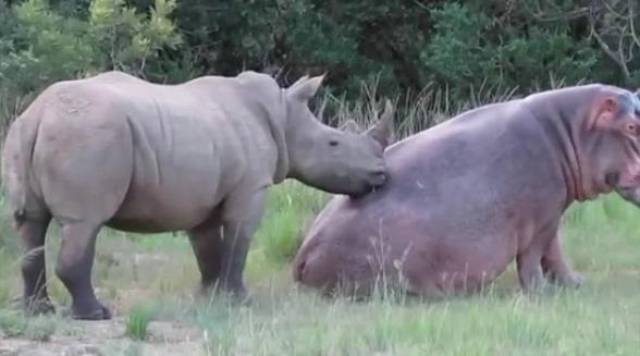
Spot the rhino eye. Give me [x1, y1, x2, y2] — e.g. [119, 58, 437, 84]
[329, 140, 339, 147]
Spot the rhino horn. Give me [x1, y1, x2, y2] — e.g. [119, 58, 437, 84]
[287, 73, 326, 102]
[365, 99, 395, 148]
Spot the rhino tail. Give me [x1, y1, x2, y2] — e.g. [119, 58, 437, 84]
[1, 114, 42, 228]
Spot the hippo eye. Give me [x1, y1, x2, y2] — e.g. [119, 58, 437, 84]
[625, 123, 639, 136]
[329, 140, 339, 147]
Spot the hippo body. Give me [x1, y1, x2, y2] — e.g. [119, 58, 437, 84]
[1, 71, 393, 319]
[294, 84, 640, 298]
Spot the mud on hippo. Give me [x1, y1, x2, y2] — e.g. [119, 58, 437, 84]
[293, 84, 640, 299]
[1, 71, 394, 319]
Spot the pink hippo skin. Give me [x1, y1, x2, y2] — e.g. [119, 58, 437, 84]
[293, 84, 640, 299]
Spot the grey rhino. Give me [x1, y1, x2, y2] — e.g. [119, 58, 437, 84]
[293, 84, 640, 298]
[1, 70, 394, 319]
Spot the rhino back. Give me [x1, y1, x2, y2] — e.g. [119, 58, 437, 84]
[29, 74, 279, 232]
[110, 77, 279, 231]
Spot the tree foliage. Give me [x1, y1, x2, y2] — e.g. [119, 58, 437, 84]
[0, 0, 181, 94]
[1, 0, 639, 109]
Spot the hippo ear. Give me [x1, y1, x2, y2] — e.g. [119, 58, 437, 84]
[365, 99, 395, 148]
[287, 74, 325, 102]
[592, 96, 619, 128]
[339, 119, 362, 134]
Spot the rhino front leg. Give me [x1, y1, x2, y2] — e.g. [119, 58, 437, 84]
[188, 216, 224, 294]
[219, 188, 267, 301]
[55, 222, 111, 320]
[541, 234, 584, 288]
[18, 215, 55, 315]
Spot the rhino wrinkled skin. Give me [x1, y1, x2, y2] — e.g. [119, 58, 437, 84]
[1, 70, 394, 319]
[294, 84, 640, 299]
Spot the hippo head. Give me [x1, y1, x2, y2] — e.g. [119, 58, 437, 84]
[585, 88, 640, 204]
[283, 75, 393, 197]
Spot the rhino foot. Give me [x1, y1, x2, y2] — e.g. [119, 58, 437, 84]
[66, 302, 112, 320]
[220, 283, 252, 305]
[23, 297, 56, 316]
[196, 282, 253, 306]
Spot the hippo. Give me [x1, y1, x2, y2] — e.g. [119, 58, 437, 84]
[1, 70, 394, 319]
[293, 84, 640, 299]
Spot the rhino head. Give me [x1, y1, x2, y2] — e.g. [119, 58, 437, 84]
[283, 75, 393, 197]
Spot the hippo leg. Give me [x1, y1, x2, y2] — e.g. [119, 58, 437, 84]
[541, 235, 584, 288]
[219, 188, 267, 301]
[55, 223, 111, 320]
[516, 247, 545, 293]
[18, 215, 55, 315]
[188, 217, 224, 294]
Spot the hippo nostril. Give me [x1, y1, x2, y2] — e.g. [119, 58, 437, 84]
[606, 172, 619, 187]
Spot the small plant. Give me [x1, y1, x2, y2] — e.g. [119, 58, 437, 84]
[125, 304, 155, 341]
[0, 310, 28, 337]
[23, 316, 57, 341]
[0, 310, 56, 341]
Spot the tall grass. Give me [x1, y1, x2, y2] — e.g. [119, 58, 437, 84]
[323, 78, 520, 138]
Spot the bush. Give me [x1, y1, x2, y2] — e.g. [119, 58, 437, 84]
[420, 2, 603, 101]
[0, 0, 182, 97]
[1, 0, 639, 131]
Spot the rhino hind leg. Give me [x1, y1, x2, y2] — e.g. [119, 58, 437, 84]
[55, 222, 111, 320]
[18, 215, 55, 315]
[34, 114, 133, 320]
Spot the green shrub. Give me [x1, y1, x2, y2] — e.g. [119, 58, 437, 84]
[420, 2, 603, 101]
[125, 304, 156, 341]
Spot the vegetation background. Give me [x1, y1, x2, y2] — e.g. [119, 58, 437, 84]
[3, 0, 640, 128]
[0, 0, 640, 355]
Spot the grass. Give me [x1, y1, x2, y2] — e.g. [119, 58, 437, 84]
[125, 304, 155, 341]
[0, 182, 639, 355]
[1, 86, 639, 354]
[0, 310, 57, 341]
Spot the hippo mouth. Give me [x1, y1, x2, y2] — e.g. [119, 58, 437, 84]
[610, 169, 640, 206]
[615, 184, 640, 206]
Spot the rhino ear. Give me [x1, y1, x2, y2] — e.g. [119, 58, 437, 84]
[287, 74, 325, 102]
[339, 119, 362, 134]
[365, 99, 395, 148]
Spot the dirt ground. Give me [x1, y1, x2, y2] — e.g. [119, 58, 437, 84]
[0, 318, 206, 356]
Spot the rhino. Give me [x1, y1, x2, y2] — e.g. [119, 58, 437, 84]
[293, 84, 640, 299]
[1, 70, 394, 319]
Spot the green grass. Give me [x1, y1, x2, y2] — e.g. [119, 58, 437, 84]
[0, 310, 57, 341]
[1, 182, 639, 355]
[125, 304, 155, 341]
